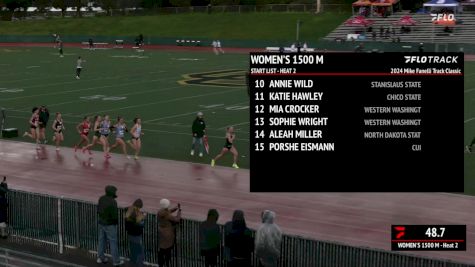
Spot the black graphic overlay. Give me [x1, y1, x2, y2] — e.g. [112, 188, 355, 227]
[249, 53, 463, 192]
[391, 225, 466, 251]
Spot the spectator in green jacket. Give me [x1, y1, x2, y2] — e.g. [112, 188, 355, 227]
[97, 185, 123, 266]
[191, 112, 206, 157]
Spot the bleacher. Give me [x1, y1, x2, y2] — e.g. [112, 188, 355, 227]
[325, 12, 475, 44]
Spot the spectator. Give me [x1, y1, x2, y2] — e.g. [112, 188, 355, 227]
[0, 177, 8, 239]
[255, 210, 282, 267]
[190, 112, 206, 157]
[199, 209, 221, 267]
[97, 185, 123, 266]
[224, 210, 254, 267]
[125, 199, 146, 267]
[379, 26, 384, 37]
[372, 30, 377, 40]
[157, 199, 181, 267]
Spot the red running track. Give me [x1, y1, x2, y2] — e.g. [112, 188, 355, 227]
[0, 140, 474, 264]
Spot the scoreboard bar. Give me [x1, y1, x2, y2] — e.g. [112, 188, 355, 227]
[391, 225, 466, 251]
[249, 52, 463, 192]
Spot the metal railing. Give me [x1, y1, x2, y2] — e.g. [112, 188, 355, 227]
[0, 247, 87, 267]
[5, 190, 475, 267]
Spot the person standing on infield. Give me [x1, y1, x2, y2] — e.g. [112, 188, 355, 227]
[76, 56, 85, 79]
[59, 41, 64, 57]
[191, 112, 206, 157]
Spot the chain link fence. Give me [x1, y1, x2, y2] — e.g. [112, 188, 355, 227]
[4, 189, 475, 267]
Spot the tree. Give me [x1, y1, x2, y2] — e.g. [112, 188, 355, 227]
[210, 0, 239, 5]
[74, 0, 87, 17]
[4, 0, 31, 12]
[169, 0, 190, 6]
[52, 0, 66, 17]
[34, 0, 51, 13]
[190, 0, 209, 5]
[100, 0, 116, 15]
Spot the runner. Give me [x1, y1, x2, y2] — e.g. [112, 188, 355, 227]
[23, 107, 40, 149]
[211, 127, 239, 169]
[100, 115, 112, 158]
[109, 116, 130, 159]
[51, 112, 65, 151]
[74, 116, 91, 153]
[82, 115, 102, 154]
[127, 117, 144, 160]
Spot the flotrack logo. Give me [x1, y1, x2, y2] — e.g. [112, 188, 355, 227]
[404, 56, 459, 64]
[430, 13, 456, 22]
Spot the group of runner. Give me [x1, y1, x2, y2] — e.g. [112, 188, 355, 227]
[24, 109, 144, 160]
[23, 109, 240, 168]
[74, 115, 143, 160]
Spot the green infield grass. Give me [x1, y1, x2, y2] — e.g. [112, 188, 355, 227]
[0, 46, 250, 169]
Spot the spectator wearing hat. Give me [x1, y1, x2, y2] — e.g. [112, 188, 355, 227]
[97, 185, 123, 266]
[191, 112, 206, 157]
[0, 177, 8, 239]
[255, 210, 282, 267]
[157, 199, 181, 267]
[125, 199, 146, 267]
[199, 209, 221, 267]
[224, 210, 254, 267]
